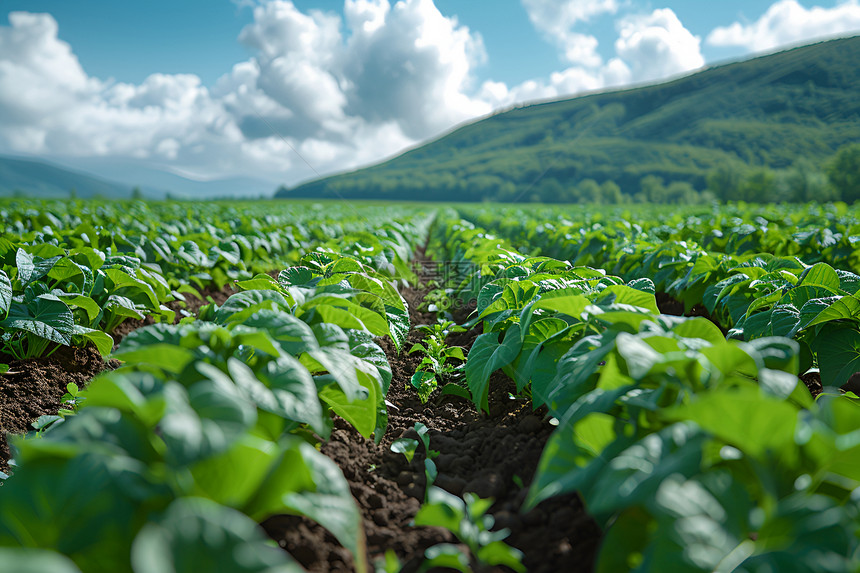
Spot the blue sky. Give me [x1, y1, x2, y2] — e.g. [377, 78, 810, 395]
[0, 0, 810, 86]
[1, 0, 859, 186]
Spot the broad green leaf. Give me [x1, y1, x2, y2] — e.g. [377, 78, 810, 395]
[309, 302, 389, 338]
[476, 542, 525, 572]
[812, 324, 860, 388]
[390, 438, 420, 463]
[1, 297, 75, 346]
[411, 370, 437, 391]
[807, 396, 860, 481]
[240, 309, 317, 355]
[176, 240, 209, 267]
[478, 280, 539, 318]
[837, 269, 860, 294]
[598, 285, 659, 314]
[805, 295, 860, 328]
[131, 497, 302, 573]
[349, 335, 393, 393]
[105, 295, 146, 322]
[56, 294, 101, 324]
[466, 324, 523, 413]
[116, 343, 195, 375]
[190, 434, 280, 507]
[745, 337, 799, 374]
[627, 473, 753, 573]
[797, 262, 840, 291]
[279, 266, 313, 286]
[0, 447, 144, 569]
[0, 270, 11, 316]
[224, 357, 325, 434]
[413, 487, 465, 532]
[530, 289, 590, 318]
[16, 249, 62, 285]
[595, 507, 654, 573]
[235, 274, 281, 291]
[739, 493, 858, 572]
[440, 383, 472, 400]
[627, 277, 656, 294]
[526, 342, 571, 408]
[265, 357, 327, 433]
[159, 378, 256, 466]
[421, 545, 470, 573]
[769, 304, 801, 337]
[526, 412, 627, 509]
[71, 325, 114, 357]
[103, 268, 160, 309]
[584, 423, 707, 521]
[615, 332, 664, 380]
[214, 290, 292, 324]
[664, 387, 797, 462]
[83, 371, 167, 427]
[670, 317, 725, 346]
[317, 360, 378, 438]
[243, 440, 367, 572]
[0, 549, 82, 573]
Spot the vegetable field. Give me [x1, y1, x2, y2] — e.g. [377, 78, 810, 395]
[1, 198, 860, 572]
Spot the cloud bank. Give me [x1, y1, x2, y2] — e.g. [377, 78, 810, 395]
[707, 0, 860, 52]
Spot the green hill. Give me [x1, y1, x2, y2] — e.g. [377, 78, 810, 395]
[0, 156, 134, 199]
[277, 36, 860, 202]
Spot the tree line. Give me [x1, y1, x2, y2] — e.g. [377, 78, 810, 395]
[522, 142, 860, 205]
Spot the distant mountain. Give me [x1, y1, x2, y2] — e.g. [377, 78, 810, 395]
[0, 156, 135, 199]
[278, 35, 860, 202]
[0, 155, 280, 200]
[46, 156, 279, 199]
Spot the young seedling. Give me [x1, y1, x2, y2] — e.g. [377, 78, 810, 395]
[413, 487, 525, 573]
[373, 549, 402, 573]
[57, 383, 85, 417]
[418, 285, 452, 313]
[409, 320, 468, 403]
[390, 422, 440, 501]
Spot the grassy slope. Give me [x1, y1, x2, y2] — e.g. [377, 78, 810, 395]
[279, 36, 860, 201]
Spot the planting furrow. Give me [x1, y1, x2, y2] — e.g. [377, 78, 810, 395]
[279, 248, 602, 572]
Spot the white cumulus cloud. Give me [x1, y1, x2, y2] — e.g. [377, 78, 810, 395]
[521, 0, 617, 66]
[615, 8, 705, 82]
[707, 0, 860, 52]
[491, 7, 703, 107]
[0, 2, 494, 185]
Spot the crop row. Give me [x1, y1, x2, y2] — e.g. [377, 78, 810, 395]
[0, 198, 429, 367]
[461, 202, 860, 273]
[0, 205, 431, 571]
[458, 205, 860, 390]
[427, 209, 860, 571]
[4, 198, 860, 572]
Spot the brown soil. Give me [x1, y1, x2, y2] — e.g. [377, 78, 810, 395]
[1, 282, 239, 473]
[0, 345, 119, 473]
[656, 291, 724, 331]
[262, 251, 602, 572]
[800, 370, 823, 398]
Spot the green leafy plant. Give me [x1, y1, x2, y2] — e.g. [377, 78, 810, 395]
[413, 487, 525, 573]
[408, 320, 467, 403]
[57, 383, 85, 417]
[373, 549, 402, 573]
[390, 422, 439, 500]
